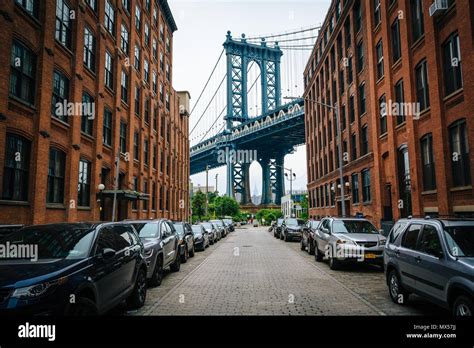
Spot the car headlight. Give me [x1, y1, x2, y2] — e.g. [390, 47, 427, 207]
[12, 277, 67, 299]
[379, 239, 387, 246]
[145, 248, 153, 257]
[336, 239, 356, 245]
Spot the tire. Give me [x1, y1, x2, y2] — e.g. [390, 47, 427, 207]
[328, 256, 341, 270]
[148, 258, 164, 287]
[189, 245, 195, 257]
[453, 295, 473, 316]
[284, 233, 289, 242]
[65, 297, 98, 316]
[308, 240, 315, 255]
[388, 270, 410, 305]
[181, 247, 188, 263]
[315, 242, 323, 262]
[280, 232, 284, 240]
[300, 239, 305, 251]
[127, 268, 147, 309]
[170, 253, 181, 272]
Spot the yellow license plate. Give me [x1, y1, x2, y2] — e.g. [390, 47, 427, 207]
[365, 253, 376, 259]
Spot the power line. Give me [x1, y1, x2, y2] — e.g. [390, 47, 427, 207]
[189, 49, 225, 117]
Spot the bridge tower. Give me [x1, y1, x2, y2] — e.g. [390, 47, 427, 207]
[223, 31, 285, 205]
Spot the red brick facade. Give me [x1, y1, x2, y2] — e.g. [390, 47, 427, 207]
[0, 0, 190, 225]
[304, 0, 474, 227]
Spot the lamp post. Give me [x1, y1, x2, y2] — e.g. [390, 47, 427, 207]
[205, 165, 209, 217]
[285, 96, 346, 217]
[98, 183, 105, 221]
[215, 173, 219, 194]
[284, 170, 297, 217]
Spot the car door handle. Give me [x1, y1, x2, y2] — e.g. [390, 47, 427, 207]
[394, 249, 400, 256]
[415, 256, 422, 263]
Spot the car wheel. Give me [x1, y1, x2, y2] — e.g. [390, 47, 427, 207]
[315, 243, 323, 262]
[181, 247, 188, 263]
[284, 233, 289, 242]
[300, 239, 305, 251]
[189, 245, 195, 257]
[453, 295, 473, 316]
[328, 253, 341, 270]
[170, 254, 181, 272]
[149, 258, 164, 287]
[308, 240, 315, 255]
[388, 270, 409, 305]
[127, 268, 147, 309]
[65, 297, 98, 316]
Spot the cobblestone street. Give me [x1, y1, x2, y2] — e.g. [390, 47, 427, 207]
[130, 227, 447, 316]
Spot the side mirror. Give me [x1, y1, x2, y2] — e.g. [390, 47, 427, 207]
[102, 248, 116, 259]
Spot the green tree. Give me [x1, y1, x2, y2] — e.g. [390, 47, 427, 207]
[191, 191, 206, 219]
[214, 196, 240, 217]
[300, 194, 309, 220]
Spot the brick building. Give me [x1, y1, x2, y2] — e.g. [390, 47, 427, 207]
[304, 0, 474, 227]
[0, 0, 190, 225]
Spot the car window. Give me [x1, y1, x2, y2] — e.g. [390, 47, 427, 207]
[133, 223, 159, 238]
[401, 224, 421, 250]
[443, 225, 474, 257]
[161, 222, 170, 238]
[321, 219, 330, 232]
[389, 221, 407, 244]
[127, 226, 140, 245]
[417, 225, 443, 257]
[167, 222, 176, 234]
[96, 226, 131, 254]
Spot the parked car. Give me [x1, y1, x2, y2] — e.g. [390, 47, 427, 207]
[314, 217, 386, 270]
[211, 222, 223, 241]
[210, 220, 227, 237]
[301, 220, 321, 255]
[191, 225, 210, 251]
[131, 220, 181, 287]
[0, 222, 148, 315]
[281, 218, 305, 242]
[0, 224, 24, 238]
[384, 217, 474, 316]
[173, 222, 195, 263]
[201, 222, 218, 245]
[273, 218, 284, 239]
[223, 219, 235, 232]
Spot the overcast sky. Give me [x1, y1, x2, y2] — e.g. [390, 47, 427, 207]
[169, 0, 331, 197]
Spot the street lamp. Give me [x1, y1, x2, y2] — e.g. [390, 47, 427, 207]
[98, 184, 105, 221]
[285, 96, 346, 217]
[284, 171, 297, 217]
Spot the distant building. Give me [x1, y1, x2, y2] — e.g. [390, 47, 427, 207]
[193, 185, 215, 194]
[281, 192, 307, 218]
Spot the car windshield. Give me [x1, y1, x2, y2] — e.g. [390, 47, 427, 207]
[173, 224, 185, 237]
[277, 219, 284, 226]
[224, 219, 232, 225]
[444, 226, 474, 257]
[286, 219, 305, 226]
[201, 223, 212, 230]
[310, 221, 320, 228]
[333, 220, 379, 234]
[0, 225, 96, 260]
[211, 220, 223, 227]
[191, 226, 202, 234]
[133, 223, 159, 238]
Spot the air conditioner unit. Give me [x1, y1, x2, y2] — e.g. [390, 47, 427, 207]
[429, 0, 449, 17]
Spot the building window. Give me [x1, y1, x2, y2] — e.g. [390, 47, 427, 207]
[78, 159, 91, 207]
[415, 60, 430, 111]
[395, 79, 405, 124]
[391, 19, 401, 62]
[153, 144, 157, 169]
[134, 44, 141, 71]
[2, 134, 30, 201]
[347, 56, 353, 84]
[361, 125, 368, 155]
[144, 137, 149, 166]
[166, 92, 170, 110]
[104, 51, 114, 90]
[152, 71, 157, 94]
[166, 64, 170, 81]
[379, 94, 387, 135]
[349, 95, 355, 123]
[10, 40, 36, 105]
[351, 133, 357, 160]
[358, 83, 366, 115]
[352, 173, 359, 204]
[362, 169, 371, 202]
[421, 134, 436, 191]
[122, 0, 130, 13]
[344, 18, 351, 49]
[160, 52, 164, 71]
[341, 104, 346, 130]
[144, 23, 150, 46]
[356, 41, 364, 72]
[143, 181, 148, 211]
[103, 107, 112, 146]
[121, 24, 129, 55]
[449, 119, 471, 187]
[55, 0, 72, 49]
[134, 131, 139, 160]
[121, 70, 129, 103]
[354, 0, 362, 32]
[443, 32, 463, 96]
[411, 0, 424, 42]
[144, 98, 150, 124]
[374, 0, 381, 27]
[153, 6, 158, 26]
[135, 85, 141, 115]
[51, 70, 69, 122]
[120, 121, 127, 153]
[83, 27, 96, 72]
[152, 38, 158, 60]
[104, 0, 115, 35]
[81, 92, 94, 135]
[47, 148, 65, 204]
[398, 145, 412, 217]
[376, 40, 384, 79]
[135, 4, 141, 32]
[16, 0, 39, 18]
[144, 59, 149, 83]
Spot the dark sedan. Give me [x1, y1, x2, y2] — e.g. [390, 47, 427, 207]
[301, 220, 321, 255]
[273, 218, 284, 239]
[0, 223, 148, 316]
[173, 222, 195, 263]
[191, 225, 209, 251]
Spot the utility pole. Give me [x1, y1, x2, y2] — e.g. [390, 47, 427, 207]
[285, 170, 296, 217]
[111, 152, 120, 222]
[215, 173, 218, 193]
[205, 165, 209, 216]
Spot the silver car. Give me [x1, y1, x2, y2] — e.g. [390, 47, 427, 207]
[314, 217, 387, 270]
[201, 222, 218, 244]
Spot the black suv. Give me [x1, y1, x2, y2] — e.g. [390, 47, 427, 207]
[0, 223, 147, 315]
[384, 217, 474, 316]
[173, 222, 195, 263]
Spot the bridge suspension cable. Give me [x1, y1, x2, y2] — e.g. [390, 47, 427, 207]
[246, 25, 320, 41]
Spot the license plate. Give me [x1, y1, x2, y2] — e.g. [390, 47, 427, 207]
[365, 253, 376, 259]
